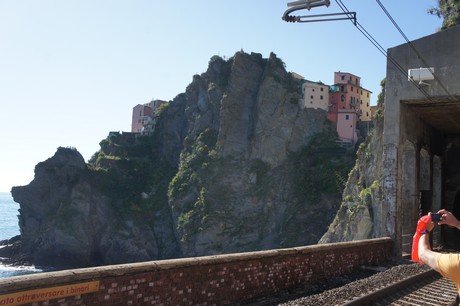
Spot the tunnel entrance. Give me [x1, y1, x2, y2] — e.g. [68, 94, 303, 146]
[443, 140, 460, 250]
[402, 97, 460, 251]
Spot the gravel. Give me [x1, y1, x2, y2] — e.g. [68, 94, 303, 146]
[240, 259, 431, 306]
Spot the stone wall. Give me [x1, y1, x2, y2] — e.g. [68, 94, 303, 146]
[0, 238, 392, 306]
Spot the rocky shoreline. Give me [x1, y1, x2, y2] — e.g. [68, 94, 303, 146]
[0, 235, 31, 266]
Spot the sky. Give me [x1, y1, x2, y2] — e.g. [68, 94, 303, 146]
[0, 0, 442, 192]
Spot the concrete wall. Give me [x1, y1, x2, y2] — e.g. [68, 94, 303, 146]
[383, 26, 460, 255]
[0, 238, 392, 306]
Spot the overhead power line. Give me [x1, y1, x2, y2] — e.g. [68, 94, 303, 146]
[282, 0, 356, 23]
[375, 0, 460, 103]
[334, 0, 434, 101]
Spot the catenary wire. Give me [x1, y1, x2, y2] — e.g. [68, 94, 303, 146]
[334, 0, 434, 101]
[375, 0, 460, 102]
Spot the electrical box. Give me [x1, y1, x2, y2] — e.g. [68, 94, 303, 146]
[408, 67, 435, 82]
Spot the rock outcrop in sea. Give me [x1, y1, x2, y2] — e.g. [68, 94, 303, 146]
[8, 51, 357, 269]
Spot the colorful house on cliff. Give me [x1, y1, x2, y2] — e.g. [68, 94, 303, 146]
[299, 71, 372, 146]
[131, 99, 167, 134]
[302, 80, 330, 110]
[327, 72, 372, 145]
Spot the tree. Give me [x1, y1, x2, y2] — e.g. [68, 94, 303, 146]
[428, 0, 460, 30]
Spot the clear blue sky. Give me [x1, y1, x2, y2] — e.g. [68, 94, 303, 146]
[0, 1, 441, 192]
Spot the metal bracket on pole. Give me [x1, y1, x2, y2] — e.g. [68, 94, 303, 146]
[282, 0, 356, 25]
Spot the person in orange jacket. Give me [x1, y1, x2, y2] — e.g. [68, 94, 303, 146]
[418, 209, 460, 305]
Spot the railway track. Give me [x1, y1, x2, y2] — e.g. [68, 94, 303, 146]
[342, 269, 458, 306]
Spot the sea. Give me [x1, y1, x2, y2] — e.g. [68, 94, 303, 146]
[0, 192, 43, 278]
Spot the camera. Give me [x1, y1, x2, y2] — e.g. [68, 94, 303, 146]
[431, 213, 442, 222]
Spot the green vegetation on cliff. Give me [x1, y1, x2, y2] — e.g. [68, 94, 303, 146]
[290, 131, 354, 202]
[279, 131, 356, 247]
[168, 128, 219, 241]
[88, 112, 177, 215]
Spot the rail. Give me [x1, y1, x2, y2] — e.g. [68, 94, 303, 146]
[342, 269, 458, 306]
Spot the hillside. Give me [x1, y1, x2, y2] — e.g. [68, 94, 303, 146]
[8, 51, 356, 269]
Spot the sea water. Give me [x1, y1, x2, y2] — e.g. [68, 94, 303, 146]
[0, 192, 20, 240]
[0, 192, 43, 278]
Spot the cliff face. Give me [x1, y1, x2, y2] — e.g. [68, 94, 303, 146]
[10, 51, 356, 268]
[319, 82, 385, 243]
[164, 52, 354, 256]
[11, 147, 180, 268]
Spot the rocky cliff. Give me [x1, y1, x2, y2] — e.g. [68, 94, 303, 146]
[9, 147, 180, 268]
[8, 51, 356, 269]
[319, 79, 385, 243]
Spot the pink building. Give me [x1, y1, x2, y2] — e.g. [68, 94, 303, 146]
[131, 104, 152, 133]
[131, 99, 167, 133]
[337, 109, 358, 144]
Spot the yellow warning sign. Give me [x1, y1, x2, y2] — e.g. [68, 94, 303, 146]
[0, 281, 100, 306]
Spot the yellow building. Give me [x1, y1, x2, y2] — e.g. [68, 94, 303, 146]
[302, 80, 330, 111]
[359, 87, 372, 122]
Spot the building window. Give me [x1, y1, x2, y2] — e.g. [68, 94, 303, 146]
[346, 115, 349, 120]
[320, 95, 323, 100]
[310, 95, 314, 99]
[341, 95, 345, 102]
[312, 88, 315, 92]
[320, 87, 324, 92]
[341, 75, 345, 81]
[351, 86, 354, 92]
[341, 85, 345, 92]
